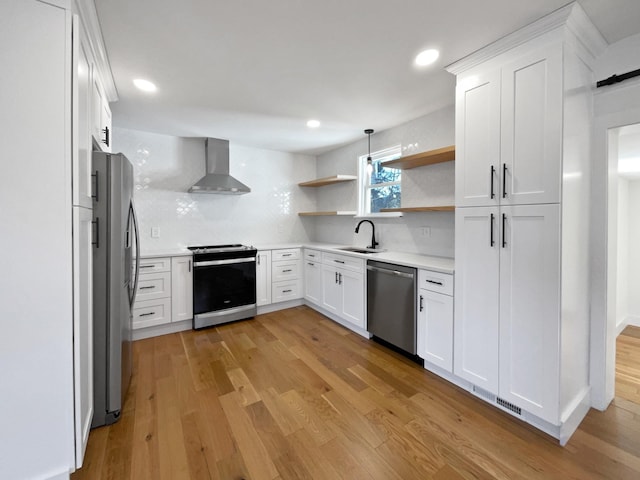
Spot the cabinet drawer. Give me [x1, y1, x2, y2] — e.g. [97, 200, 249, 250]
[322, 252, 364, 272]
[272, 280, 301, 303]
[136, 271, 171, 301]
[272, 260, 300, 282]
[272, 248, 300, 261]
[418, 269, 453, 296]
[138, 257, 171, 274]
[133, 297, 172, 329]
[304, 249, 322, 261]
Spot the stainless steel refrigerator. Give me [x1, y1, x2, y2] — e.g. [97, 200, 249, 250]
[91, 151, 140, 428]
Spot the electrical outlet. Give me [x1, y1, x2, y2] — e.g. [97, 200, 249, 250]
[151, 227, 160, 238]
[420, 226, 431, 237]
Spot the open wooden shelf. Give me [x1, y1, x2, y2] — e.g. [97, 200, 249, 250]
[380, 206, 455, 213]
[298, 211, 356, 216]
[383, 145, 455, 169]
[298, 175, 357, 187]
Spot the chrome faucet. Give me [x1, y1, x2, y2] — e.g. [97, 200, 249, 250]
[355, 220, 379, 249]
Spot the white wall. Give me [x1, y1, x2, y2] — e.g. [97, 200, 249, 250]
[616, 176, 629, 333]
[113, 128, 317, 251]
[628, 180, 640, 325]
[312, 106, 456, 257]
[590, 31, 640, 409]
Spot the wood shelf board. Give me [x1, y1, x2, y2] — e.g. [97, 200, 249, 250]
[298, 175, 357, 187]
[380, 206, 455, 213]
[383, 145, 455, 169]
[298, 211, 357, 216]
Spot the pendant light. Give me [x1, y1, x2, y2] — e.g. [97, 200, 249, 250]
[365, 128, 374, 175]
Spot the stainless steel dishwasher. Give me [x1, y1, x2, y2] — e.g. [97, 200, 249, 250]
[366, 260, 417, 354]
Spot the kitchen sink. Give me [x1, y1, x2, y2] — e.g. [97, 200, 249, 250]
[337, 246, 385, 254]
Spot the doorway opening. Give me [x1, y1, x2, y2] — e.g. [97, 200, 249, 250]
[609, 122, 640, 405]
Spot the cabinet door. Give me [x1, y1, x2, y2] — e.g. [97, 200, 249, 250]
[455, 69, 501, 207]
[454, 207, 500, 393]
[92, 76, 111, 152]
[418, 289, 453, 372]
[73, 26, 93, 209]
[171, 256, 193, 322]
[304, 260, 322, 305]
[321, 264, 341, 315]
[256, 251, 272, 306]
[500, 45, 562, 205]
[499, 204, 560, 422]
[340, 268, 365, 329]
[73, 206, 93, 467]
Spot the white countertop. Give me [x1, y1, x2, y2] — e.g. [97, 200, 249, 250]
[140, 242, 454, 274]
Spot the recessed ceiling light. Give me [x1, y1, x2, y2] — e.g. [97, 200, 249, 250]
[306, 119, 321, 128]
[414, 49, 440, 67]
[133, 78, 157, 92]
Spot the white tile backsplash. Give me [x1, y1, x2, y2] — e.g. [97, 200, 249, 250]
[113, 128, 317, 251]
[113, 104, 455, 258]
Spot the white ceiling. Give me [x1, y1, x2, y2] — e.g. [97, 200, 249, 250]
[95, 0, 640, 155]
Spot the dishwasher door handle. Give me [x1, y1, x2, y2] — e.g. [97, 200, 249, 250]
[366, 265, 415, 279]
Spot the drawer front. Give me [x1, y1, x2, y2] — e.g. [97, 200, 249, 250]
[272, 260, 300, 282]
[322, 252, 364, 272]
[272, 248, 300, 261]
[133, 297, 172, 329]
[272, 280, 301, 303]
[138, 257, 171, 274]
[418, 269, 453, 296]
[136, 271, 171, 301]
[304, 249, 322, 261]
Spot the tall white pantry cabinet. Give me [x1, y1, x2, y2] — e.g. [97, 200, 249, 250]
[447, 3, 605, 444]
[0, 0, 115, 478]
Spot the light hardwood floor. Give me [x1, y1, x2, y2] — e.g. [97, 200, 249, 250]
[72, 308, 640, 480]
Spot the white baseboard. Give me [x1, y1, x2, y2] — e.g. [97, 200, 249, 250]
[627, 315, 640, 327]
[559, 387, 591, 446]
[257, 298, 303, 315]
[132, 319, 192, 340]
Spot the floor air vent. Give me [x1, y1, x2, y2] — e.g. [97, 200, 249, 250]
[472, 385, 496, 402]
[497, 397, 522, 416]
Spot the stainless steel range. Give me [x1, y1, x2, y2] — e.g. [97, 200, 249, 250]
[188, 244, 257, 329]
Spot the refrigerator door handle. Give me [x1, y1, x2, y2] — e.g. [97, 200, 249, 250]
[129, 200, 141, 308]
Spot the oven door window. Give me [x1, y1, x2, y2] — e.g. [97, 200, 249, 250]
[194, 262, 256, 314]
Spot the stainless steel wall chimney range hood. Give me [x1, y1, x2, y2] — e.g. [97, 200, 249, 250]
[188, 138, 251, 194]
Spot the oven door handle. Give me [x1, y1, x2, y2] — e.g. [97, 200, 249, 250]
[194, 257, 256, 267]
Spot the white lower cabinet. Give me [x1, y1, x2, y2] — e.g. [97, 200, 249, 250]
[320, 254, 365, 330]
[171, 256, 193, 322]
[455, 204, 561, 423]
[256, 250, 272, 306]
[133, 255, 193, 330]
[417, 269, 454, 373]
[303, 251, 322, 305]
[271, 249, 302, 303]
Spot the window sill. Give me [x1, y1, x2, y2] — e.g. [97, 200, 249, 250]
[354, 212, 404, 219]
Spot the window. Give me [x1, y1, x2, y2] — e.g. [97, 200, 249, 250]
[358, 145, 402, 214]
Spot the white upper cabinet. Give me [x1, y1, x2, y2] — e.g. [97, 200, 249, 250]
[455, 44, 562, 207]
[500, 46, 562, 206]
[92, 75, 112, 152]
[455, 70, 501, 207]
[73, 23, 94, 209]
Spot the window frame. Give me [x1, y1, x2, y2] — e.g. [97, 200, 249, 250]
[357, 145, 403, 217]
